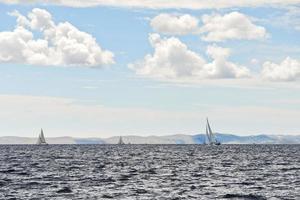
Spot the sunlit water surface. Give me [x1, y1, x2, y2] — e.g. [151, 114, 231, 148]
[0, 144, 299, 199]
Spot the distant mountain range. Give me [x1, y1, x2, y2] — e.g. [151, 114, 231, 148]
[0, 133, 299, 144]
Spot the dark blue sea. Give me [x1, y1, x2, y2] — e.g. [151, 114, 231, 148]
[0, 144, 299, 199]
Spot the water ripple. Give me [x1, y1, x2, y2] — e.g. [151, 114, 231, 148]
[0, 144, 299, 199]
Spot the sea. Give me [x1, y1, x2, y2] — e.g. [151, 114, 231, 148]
[0, 144, 299, 199]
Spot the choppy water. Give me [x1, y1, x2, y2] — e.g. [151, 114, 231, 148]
[0, 145, 299, 200]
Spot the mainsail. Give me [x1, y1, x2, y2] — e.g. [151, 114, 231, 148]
[206, 124, 211, 144]
[118, 136, 125, 145]
[37, 129, 47, 145]
[206, 118, 221, 145]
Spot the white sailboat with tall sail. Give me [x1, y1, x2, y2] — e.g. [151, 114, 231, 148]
[37, 129, 48, 145]
[206, 118, 221, 145]
[117, 136, 125, 145]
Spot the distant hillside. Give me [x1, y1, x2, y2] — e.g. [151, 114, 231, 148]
[0, 134, 299, 144]
[109, 134, 299, 144]
[193, 133, 278, 144]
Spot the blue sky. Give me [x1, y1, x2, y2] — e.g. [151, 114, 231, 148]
[0, 1, 300, 137]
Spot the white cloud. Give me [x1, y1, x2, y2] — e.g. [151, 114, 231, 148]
[0, 0, 299, 9]
[261, 57, 300, 81]
[150, 14, 199, 35]
[150, 12, 267, 42]
[286, 7, 300, 31]
[273, 6, 300, 31]
[0, 8, 114, 67]
[205, 44, 251, 78]
[129, 34, 250, 81]
[129, 33, 206, 79]
[200, 12, 267, 42]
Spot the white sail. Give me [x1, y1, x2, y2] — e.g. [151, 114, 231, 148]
[206, 124, 212, 144]
[118, 136, 125, 145]
[40, 129, 46, 143]
[206, 118, 221, 145]
[37, 129, 47, 145]
[206, 118, 213, 144]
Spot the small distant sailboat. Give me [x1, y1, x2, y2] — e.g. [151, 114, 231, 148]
[205, 118, 221, 145]
[117, 136, 125, 145]
[37, 129, 48, 145]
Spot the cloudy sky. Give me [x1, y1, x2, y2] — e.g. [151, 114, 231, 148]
[0, 0, 300, 137]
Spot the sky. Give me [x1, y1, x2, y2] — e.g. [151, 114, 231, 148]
[0, 0, 300, 137]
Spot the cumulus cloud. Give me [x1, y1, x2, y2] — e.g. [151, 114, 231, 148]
[200, 12, 267, 42]
[150, 14, 199, 35]
[204, 45, 250, 78]
[261, 57, 300, 81]
[0, 8, 114, 67]
[0, 0, 299, 9]
[150, 12, 267, 42]
[129, 34, 250, 81]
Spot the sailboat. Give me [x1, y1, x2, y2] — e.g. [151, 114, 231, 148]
[206, 118, 221, 145]
[37, 129, 48, 145]
[117, 136, 125, 145]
